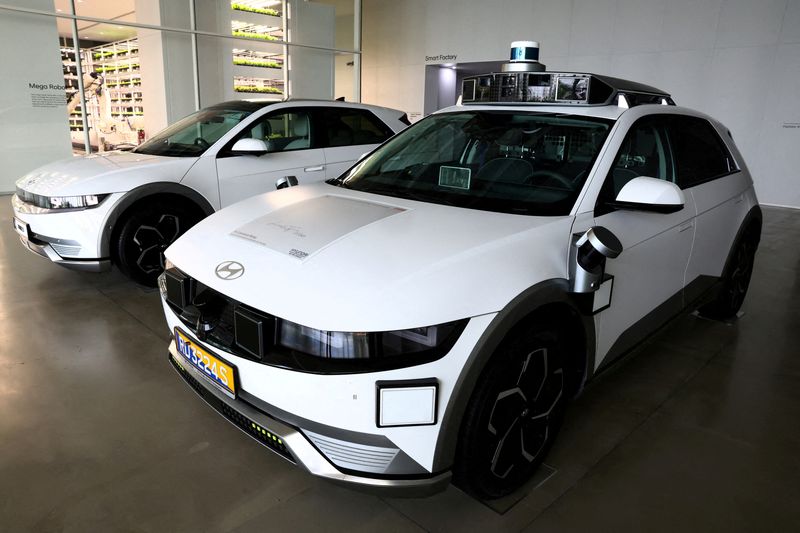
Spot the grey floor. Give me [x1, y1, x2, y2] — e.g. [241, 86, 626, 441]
[1, 198, 799, 533]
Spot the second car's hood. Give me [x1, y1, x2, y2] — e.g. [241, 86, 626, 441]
[166, 183, 573, 331]
[15, 151, 198, 196]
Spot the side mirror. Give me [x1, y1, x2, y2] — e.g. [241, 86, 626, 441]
[275, 175, 298, 190]
[612, 176, 685, 213]
[231, 138, 268, 156]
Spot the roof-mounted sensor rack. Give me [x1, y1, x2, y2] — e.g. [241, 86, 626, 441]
[461, 71, 675, 107]
[460, 41, 674, 107]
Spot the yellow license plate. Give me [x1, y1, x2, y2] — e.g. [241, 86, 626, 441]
[174, 328, 236, 398]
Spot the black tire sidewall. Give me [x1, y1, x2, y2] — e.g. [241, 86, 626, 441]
[454, 324, 568, 500]
[114, 201, 200, 286]
[700, 232, 757, 320]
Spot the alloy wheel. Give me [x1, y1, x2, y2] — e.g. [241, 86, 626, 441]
[486, 347, 564, 480]
[132, 213, 181, 275]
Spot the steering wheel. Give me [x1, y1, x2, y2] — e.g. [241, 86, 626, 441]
[530, 170, 573, 188]
[193, 137, 210, 149]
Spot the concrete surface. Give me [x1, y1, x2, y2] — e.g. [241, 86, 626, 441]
[1, 198, 798, 532]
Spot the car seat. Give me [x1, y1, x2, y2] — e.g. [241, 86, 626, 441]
[284, 117, 311, 150]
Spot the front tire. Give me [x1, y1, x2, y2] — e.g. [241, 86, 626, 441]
[454, 324, 568, 500]
[114, 200, 203, 286]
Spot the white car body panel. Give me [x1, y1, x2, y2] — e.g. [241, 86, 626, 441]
[323, 144, 371, 180]
[216, 148, 327, 206]
[14, 151, 197, 196]
[589, 201, 696, 362]
[165, 182, 572, 332]
[11, 192, 125, 259]
[11, 100, 407, 266]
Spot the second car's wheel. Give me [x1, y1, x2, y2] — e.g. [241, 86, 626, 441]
[114, 200, 203, 286]
[699, 229, 758, 320]
[454, 323, 568, 500]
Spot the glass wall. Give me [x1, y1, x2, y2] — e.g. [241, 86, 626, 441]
[0, 0, 361, 191]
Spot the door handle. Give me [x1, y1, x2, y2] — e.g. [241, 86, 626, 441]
[304, 165, 324, 172]
[679, 221, 694, 233]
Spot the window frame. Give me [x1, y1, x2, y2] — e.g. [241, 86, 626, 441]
[217, 106, 321, 158]
[665, 114, 739, 190]
[594, 113, 741, 216]
[594, 114, 676, 216]
[318, 107, 395, 149]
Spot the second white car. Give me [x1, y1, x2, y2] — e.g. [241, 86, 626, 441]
[11, 100, 408, 284]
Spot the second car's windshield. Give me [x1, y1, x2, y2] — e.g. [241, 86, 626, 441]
[333, 110, 613, 216]
[134, 107, 255, 157]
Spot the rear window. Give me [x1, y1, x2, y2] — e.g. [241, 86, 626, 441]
[668, 115, 736, 188]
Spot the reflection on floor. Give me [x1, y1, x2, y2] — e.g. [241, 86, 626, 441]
[1, 198, 799, 532]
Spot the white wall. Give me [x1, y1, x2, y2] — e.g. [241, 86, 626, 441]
[0, 1, 72, 192]
[362, 0, 800, 208]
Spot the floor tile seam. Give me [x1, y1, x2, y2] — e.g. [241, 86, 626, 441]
[518, 338, 733, 530]
[379, 497, 432, 532]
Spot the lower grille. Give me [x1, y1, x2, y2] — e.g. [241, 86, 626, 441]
[171, 355, 294, 462]
[304, 430, 399, 474]
[51, 243, 81, 257]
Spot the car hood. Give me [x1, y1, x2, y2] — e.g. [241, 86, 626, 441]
[166, 183, 573, 331]
[14, 151, 198, 196]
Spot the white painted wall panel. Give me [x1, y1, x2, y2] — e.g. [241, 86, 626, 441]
[361, 0, 800, 207]
[0, 2, 71, 192]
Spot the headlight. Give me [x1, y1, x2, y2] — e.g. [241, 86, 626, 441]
[276, 319, 468, 361]
[47, 194, 108, 209]
[15, 187, 109, 210]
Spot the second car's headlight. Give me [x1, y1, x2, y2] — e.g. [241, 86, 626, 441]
[47, 194, 108, 209]
[15, 187, 109, 210]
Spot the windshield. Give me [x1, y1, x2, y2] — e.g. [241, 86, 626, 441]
[134, 107, 256, 157]
[332, 111, 613, 216]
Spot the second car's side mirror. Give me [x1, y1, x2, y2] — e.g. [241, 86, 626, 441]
[611, 176, 685, 214]
[231, 138, 269, 156]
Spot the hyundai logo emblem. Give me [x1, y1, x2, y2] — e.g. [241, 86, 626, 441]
[215, 260, 245, 280]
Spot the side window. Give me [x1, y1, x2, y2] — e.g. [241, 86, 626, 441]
[599, 117, 674, 204]
[239, 110, 313, 152]
[322, 108, 394, 148]
[667, 116, 735, 188]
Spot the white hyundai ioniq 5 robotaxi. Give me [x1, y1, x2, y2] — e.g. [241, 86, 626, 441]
[11, 100, 408, 285]
[159, 67, 760, 499]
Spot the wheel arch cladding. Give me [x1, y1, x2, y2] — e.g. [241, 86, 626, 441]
[100, 182, 215, 258]
[431, 278, 595, 472]
[722, 205, 762, 278]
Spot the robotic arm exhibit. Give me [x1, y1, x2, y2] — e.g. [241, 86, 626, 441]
[67, 71, 105, 115]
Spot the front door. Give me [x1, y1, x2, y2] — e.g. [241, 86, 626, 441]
[216, 109, 326, 206]
[588, 115, 696, 365]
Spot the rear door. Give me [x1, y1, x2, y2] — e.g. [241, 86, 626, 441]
[668, 115, 751, 301]
[215, 108, 326, 206]
[320, 107, 396, 179]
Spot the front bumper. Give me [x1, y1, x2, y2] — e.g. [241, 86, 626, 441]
[168, 339, 451, 496]
[11, 193, 120, 271]
[16, 232, 111, 272]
